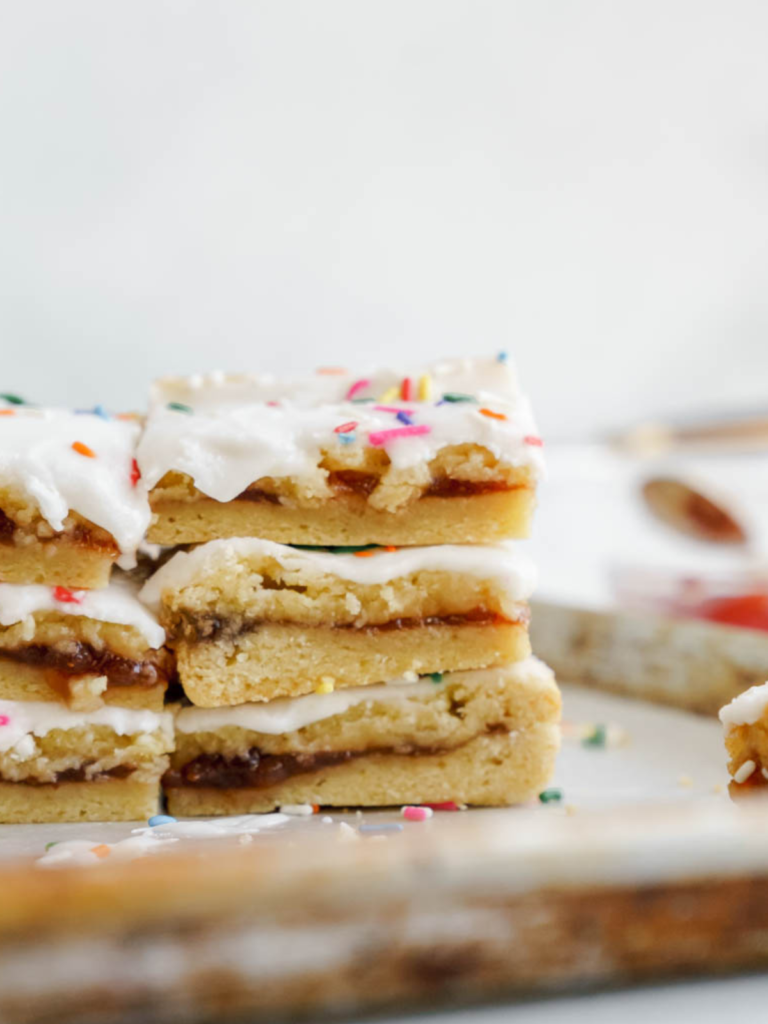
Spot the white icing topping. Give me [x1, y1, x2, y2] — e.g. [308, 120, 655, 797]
[0, 410, 149, 564]
[37, 814, 289, 867]
[137, 357, 544, 502]
[719, 681, 768, 729]
[151, 357, 522, 410]
[139, 537, 537, 610]
[0, 577, 164, 648]
[175, 680, 437, 735]
[0, 699, 174, 754]
[175, 658, 552, 736]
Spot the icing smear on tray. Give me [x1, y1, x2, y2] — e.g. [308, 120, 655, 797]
[137, 357, 545, 502]
[37, 813, 291, 867]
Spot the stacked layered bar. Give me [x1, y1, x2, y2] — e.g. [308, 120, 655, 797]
[137, 358, 541, 546]
[138, 357, 561, 813]
[0, 408, 173, 821]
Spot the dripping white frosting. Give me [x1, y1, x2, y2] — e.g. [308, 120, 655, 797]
[140, 537, 537, 610]
[137, 357, 544, 502]
[0, 576, 164, 649]
[175, 659, 553, 736]
[719, 682, 768, 729]
[0, 699, 174, 754]
[0, 410, 149, 564]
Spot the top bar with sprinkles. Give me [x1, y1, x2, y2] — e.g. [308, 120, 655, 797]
[137, 356, 544, 546]
[0, 408, 150, 589]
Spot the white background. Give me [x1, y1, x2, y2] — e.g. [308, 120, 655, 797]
[1, 0, 767, 437]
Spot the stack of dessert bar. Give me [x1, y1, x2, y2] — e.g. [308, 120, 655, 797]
[138, 356, 561, 815]
[0, 358, 558, 821]
[0, 407, 173, 822]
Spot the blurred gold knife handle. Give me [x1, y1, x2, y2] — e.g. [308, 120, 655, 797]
[614, 415, 768, 456]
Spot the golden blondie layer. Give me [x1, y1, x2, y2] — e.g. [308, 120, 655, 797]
[165, 658, 560, 814]
[142, 539, 536, 706]
[0, 578, 170, 711]
[0, 698, 174, 822]
[0, 409, 149, 587]
[138, 358, 544, 546]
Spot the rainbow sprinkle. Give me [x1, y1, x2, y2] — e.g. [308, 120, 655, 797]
[441, 393, 476, 403]
[582, 724, 607, 749]
[71, 441, 96, 458]
[369, 424, 431, 447]
[539, 788, 562, 804]
[90, 844, 111, 858]
[326, 545, 379, 554]
[377, 385, 399, 403]
[479, 407, 507, 421]
[333, 421, 358, 434]
[130, 458, 141, 486]
[0, 394, 25, 405]
[402, 806, 433, 822]
[167, 402, 193, 413]
[423, 801, 460, 812]
[524, 435, 544, 447]
[339, 433, 355, 445]
[497, 351, 508, 363]
[0, 716, 10, 727]
[418, 374, 432, 401]
[373, 405, 414, 415]
[148, 815, 177, 827]
[345, 379, 370, 400]
[400, 377, 413, 401]
[53, 587, 83, 604]
[395, 411, 413, 425]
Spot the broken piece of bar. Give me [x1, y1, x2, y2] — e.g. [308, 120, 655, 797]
[0, 698, 175, 822]
[720, 681, 768, 794]
[141, 538, 535, 706]
[164, 658, 560, 815]
[137, 357, 544, 547]
[0, 576, 171, 711]
[0, 409, 149, 587]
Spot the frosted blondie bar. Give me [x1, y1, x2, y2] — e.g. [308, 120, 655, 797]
[165, 658, 560, 814]
[142, 538, 536, 706]
[0, 409, 149, 587]
[137, 358, 544, 547]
